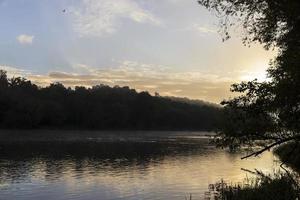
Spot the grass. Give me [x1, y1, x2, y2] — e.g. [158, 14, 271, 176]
[205, 174, 299, 200]
[222, 175, 298, 200]
[203, 142, 300, 200]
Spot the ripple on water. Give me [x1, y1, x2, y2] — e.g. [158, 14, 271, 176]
[0, 131, 280, 200]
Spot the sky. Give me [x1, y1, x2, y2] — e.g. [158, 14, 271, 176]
[0, 0, 277, 103]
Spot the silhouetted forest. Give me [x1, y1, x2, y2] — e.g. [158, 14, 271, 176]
[0, 70, 221, 130]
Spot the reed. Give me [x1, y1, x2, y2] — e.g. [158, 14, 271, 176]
[205, 173, 299, 200]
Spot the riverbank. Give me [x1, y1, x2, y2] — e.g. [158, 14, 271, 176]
[207, 174, 298, 200]
[211, 143, 300, 200]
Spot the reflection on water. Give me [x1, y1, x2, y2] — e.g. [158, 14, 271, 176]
[0, 131, 279, 200]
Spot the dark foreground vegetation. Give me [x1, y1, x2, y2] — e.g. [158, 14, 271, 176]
[274, 142, 300, 172]
[0, 70, 220, 130]
[209, 174, 299, 200]
[206, 145, 300, 200]
[198, 0, 300, 199]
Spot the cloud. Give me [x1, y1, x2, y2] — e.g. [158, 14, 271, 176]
[193, 24, 217, 34]
[1, 61, 249, 102]
[71, 0, 161, 37]
[16, 34, 34, 45]
[19, 61, 234, 103]
[172, 23, 218, 36]
[0, 65, 31, 77]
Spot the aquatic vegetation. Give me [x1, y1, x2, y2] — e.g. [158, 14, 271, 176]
[205, 173, 299, 200]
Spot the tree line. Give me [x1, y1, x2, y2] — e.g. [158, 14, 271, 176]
[0, 70, 221, 130]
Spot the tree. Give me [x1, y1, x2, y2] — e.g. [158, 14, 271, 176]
[198, 0, 300, 158]
[0, 70, 221, 130]
[0, 70, 8, 90]
[198, 0, 299, 49]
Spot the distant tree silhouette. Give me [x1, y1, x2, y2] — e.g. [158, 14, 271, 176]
[0, 70, 8, 89]
[198, 0, 300, 157]
[0, 70, 221, 130]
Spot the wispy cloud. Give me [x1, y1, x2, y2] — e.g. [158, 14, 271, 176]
[193, 24, 217, 34]
[172, 23, 218, 36]
[16, 34, 34, 45]
[71, 0, 162, 37]
[19, 61, 233, 103]
[0, 65, 31, 76]
[3, 61, 262, 102]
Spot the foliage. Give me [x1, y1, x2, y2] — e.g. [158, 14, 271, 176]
[0, 70, 221, 130]
[198, 0, 300, 155]
[198, 0, 299, 49]
[274, 142, 300, 172]
[215, 174, 299, 200]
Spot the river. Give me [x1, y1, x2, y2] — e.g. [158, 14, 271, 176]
[0, 131, 280, 200]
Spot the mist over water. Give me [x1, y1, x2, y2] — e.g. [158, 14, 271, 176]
[0, 131, 279, 200]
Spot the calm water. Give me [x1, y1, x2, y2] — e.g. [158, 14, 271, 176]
[0, 131, 279, 200]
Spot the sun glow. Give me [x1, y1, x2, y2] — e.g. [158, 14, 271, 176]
[239, 61, 269, 81]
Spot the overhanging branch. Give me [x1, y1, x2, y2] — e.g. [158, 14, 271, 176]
[241, 137, 299, 159]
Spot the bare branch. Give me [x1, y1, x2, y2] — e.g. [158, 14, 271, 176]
[241, 137, 297, 159]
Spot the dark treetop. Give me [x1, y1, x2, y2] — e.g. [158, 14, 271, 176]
[0, 70, 220, 130]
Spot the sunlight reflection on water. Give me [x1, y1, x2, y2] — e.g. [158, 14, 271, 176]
[0, 131, 280, 200]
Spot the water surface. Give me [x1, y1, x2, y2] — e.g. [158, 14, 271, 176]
[0, 131, 279, 200]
